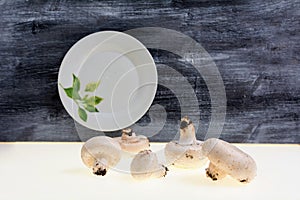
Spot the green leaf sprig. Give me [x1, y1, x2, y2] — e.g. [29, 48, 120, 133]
[60, 74, 103, 122]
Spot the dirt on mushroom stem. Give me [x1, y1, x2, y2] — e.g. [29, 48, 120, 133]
[92, 158, 108, 176]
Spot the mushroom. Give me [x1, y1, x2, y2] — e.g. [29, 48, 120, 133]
[114, 128, 150, 153]
[81, 136, 121, 176]
[164, 116, 207, 168]
[130, 150, 168, 180]
[202, 138, 257, 183]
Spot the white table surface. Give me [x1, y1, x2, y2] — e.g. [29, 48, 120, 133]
[0, 142, 299, 200]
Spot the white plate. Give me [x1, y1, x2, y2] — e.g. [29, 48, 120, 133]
[58, 31, 157, 131]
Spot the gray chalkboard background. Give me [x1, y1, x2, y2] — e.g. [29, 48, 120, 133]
[0, 0, 299, 143]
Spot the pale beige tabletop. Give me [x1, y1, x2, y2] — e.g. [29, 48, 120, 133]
[0, 142, 299, 200]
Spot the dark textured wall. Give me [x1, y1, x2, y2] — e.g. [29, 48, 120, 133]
[0, 0, 299, 143]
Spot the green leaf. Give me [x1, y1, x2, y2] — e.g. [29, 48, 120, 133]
[78, 107, 87, 122]
[72, 74, 80, 92]
[85, 96, 103, 106]
[72, 90, 81, 100]
[59, 83, 74, 99]
[70, 74, 81, 100]
[63, 87, 73, 99]
[84, 105, 99, 113]
[94, 96, 103, 105]
[85, 80, 100, 92]
[83, 95, 88, 100]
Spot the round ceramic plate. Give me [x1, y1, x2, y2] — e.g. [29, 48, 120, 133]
[58, 31, 157, 131]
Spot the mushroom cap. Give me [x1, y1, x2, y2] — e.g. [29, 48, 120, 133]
[203, 138, 257, 182]
[114, 129, 150, 153]
[130, 150, 167, 180]
[81, 136, 121, 170]
[164, 141, 207, 168]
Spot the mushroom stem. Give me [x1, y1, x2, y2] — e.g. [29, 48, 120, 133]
[121, 128, 134, 139]
[179, 128, 196, 145]
[206, 162, 227, 181]
[92, 158, 108, 176]
[115, 128, 150, 153]
[121, 129, 139, 143]
[164, 116, 207, 168]
[178, 116, 196, 145]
